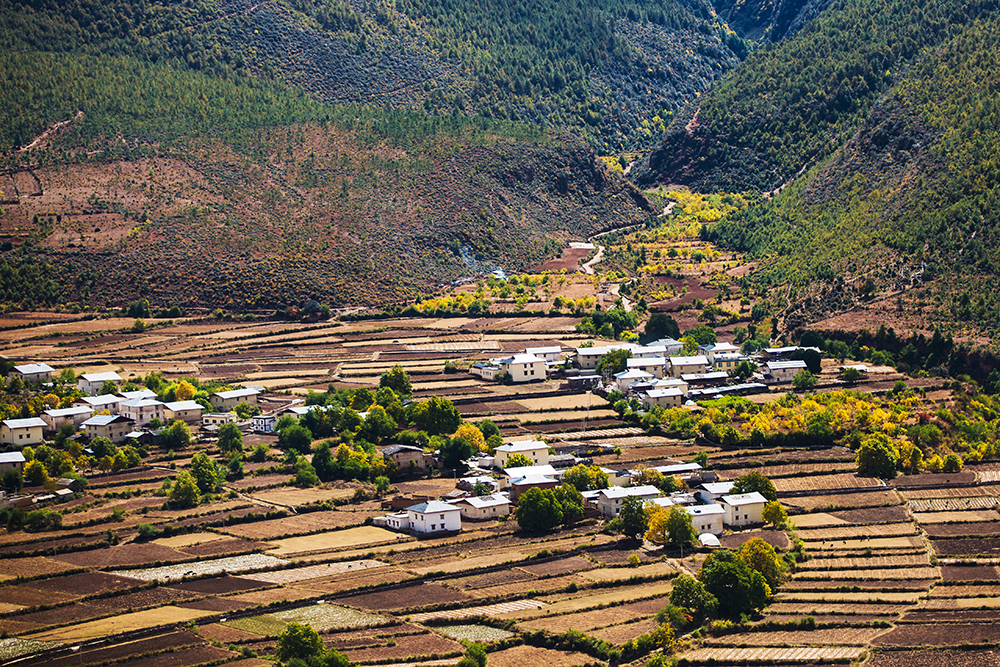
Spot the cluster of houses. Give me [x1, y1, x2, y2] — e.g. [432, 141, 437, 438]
[469, 340, 818, 409]
[0, 365, 264, 448]
[375, 436, 767, 544]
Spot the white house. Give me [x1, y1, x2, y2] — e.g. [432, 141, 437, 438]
[203, 412, 239, 427]
[498, 354, 546, 383]
[594, 485, 661, 518]
[210, 388, 260, 411]
[699, 342, 740, 363]
[470, 362, 501, 381]
[613, 369, 653, 392]
[696, 481, 735, 504]
[641, 387, 684, 409]
[0, 451, 26, 475]
[82, 414, 135, 444]
[75, 393, 125, 412]
[77, 371, 122, 396]
[494, 440, 549, 468]
[525, 346, 563, 362]
[118, 389, 157, 401]
[648, 338, 685, 356]
[454, 493, 511, 520]
[719, 492, 768, 527]
[668, 356, 709, 378]
[252, 415, 276, 433]
[627, 357, 669, 378]
[712, 353, 744, 374]
[164, 400, 204, 424]
[0, 417, 46, 447]
[684, 504, 726, 536]
[42, 405, 93, 433]
[400, 500, 462, 533]
[575, 344, 638, 370]
[764, 360, 808, 384]
[120, 398, 166, 427]
[13, 363, 54, 384]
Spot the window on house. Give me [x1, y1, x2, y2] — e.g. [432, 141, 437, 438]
[440, 514, 445, 520]
[431, 524, 436, 530]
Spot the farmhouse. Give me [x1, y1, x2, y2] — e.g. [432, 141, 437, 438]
[12, 363, 54, 384]
[164, 400, 204, 424]
[203, 412, 238, 427]
[0, 451, 26, 475]
[498, 354, 546, 383]
[763, 360, 808, 384]
[712, 353, 744, 373]
[681, 371, 730, 387]
[470, 362, 501, 381]
[575, 344, 636, 370]
[525, 346, 563, 362]
[594, 485, 661, 518]
[82, 414, 135, 444]
[210, 388, 260, 411]
[494, 440, 549, 468]
[684, 504, 726, 536]
[77, 371, 122, 396]
[668, 356, 709, 378]
[648, 338, 685, 356]
[386, 500, 462, 534]
[698, 342, 740, 363]
[0, 417, 46, 447]
[118, 389, 157, 401]
[75, 394, 125, 412]
[627, 357, 668, 378]
[719, 492, 768, 527]
[453, 493, 511, 520]
[508, 473, 560, 501]
[120, 398, 166, 427]
[42, 405, 94, 433]
[613, 369, 654, 392]
[381, 444, 435, 471]
[640, 387, 684, 409]
[567, 374, 602, 390]
[252, 415, 276, 433]
[696, 481, 736, 504]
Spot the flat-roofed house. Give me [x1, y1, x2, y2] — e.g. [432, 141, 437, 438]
[498, 354, 546, 383]
[75, 394, 125, 413]
[82, 414, 135, 444]
[0, 451, 26, 475]
[164, 400, 204, 424]
[494, 440, 550, 468]
[401, 500, 462, 533]
[719, 492, 768, 527]
[668, 356, 709, 378]
[763, 360, 808, 384]
[594, 485, 661, 518]
[203, 412, 239, 427]
[120, 398, 166, 427]
[613, 369, 653, 392]
[698, 342, 740, 364]
[381, 444, 435, 471]
[627, 357, 669, 378]
[118, 389, 157, 401]
[0, 417, 46, 447]
[684, 504, 726, 535]
[641, 387, 684, 409]
[210, 388, 260, 411]
[696, 481, 736, 504]
[13, 363, 54, 384]
[525, 346, 563, 362]
[454, 493, 511, 520]
[42, 405, 94, 433]
[78, 371, 122, 396]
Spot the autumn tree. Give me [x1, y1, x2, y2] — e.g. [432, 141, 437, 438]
[562, 464, 609, 491]
[761, 501, 788, 528]
[732, 471, 778, 501]
[737, 537, 786, 589]
[856, 434, 898, 479]
[453, 424, 486, 452]
[380, 364, 412, 396]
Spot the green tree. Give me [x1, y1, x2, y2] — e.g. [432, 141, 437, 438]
[841, 367, 863, 383]
[380, 364, 412, 396]
[737, 537, 786, 589]
[515, 487, 563, 532]
[293, 456, 320, 487]
[732, 471, 778, 502]
[360, 405, 397, 443]
[100, 379, 119, 395]
[312, 441, 338, 482]
[459, 644, 487, 667]
[792, 370, 818, 390]
[597, 348, 632, 376]
[217, 421, 243, 455]
[645, 313, 681, 341]
[374, 475, 391, 495]
[279, 424, 314, 453]
[275, 622, 324, 662]
[669, 573, 718, 620]
[665, 505, 697, 545]
[2, 469, 23, 493]
[478, 419, 500, 439]
[440, 436, 475, 468]
[169, 471, 200, 507]
[190, 451, 219, 493]
[943, 453, 963, 473]
[618, 495, 648, 541]
[855, 435, 899, 479]
[409, 396, 461, 435]
[562, 464, 609, 491]
[23, 460, 49, 487]
[161, 420, 192, 449]
[684, 325, 718, 346]
[761, 501, 788, 527]
[698, 549, 770, 618]
[553, 483, 584, 523]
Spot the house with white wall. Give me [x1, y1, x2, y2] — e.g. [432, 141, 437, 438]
[210, 388, 260, 411]
[0, 451, 26, 475]
[614, 369, 653, 392]
[42, 405, 93, 433]
[13, 363, 54, 384]
[78, 371, 122, 396]
[120, 398, 166, 427]
[594, 485, 661, 518]
[82, 414, 135, 444]
[0, 418, 46, 447]
[627, 357, 668, 378]
[385, 500, 462, 533]
[641, 387, 684, 409]
[75, 394, 125, 412]
[668, 356, 709, 378]
[763, 360, 808, 384]
[525, 346, 563, 362]
[494, 440, 549, 468]
[454, 493, 511, 520]
[498, 354, 546, 383]
[684, 504, 726, 535]
[719, 492, 768, 527]
[164, 400, 204, 424]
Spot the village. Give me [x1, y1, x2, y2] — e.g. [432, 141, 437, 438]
[0, 306, 994, 667]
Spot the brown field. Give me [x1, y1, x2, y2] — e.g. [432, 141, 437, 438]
[339, 583, 468, 610]
[765, 602, 909, 615]
[680, 647, 867, 662]
[267, 526, 407, 556]
[783, 490, 902, 512]
[909, 497, 997, 512]
[932, 538, 1000, 557]
[924, 522, 1000, 537]
[914, 510, 1000, 524]
[804, 536, 924, 551]
[773, 473, 882, 493]
[518, 555, 596, 577]
[797, 554, 930, 571]
[2, 556, 79, 580]
[111, 645, 235, 667]
[941, 564, 1000, 581]
[719, 530, 791, 551]
[250, 487, 355, 506]
[929, 584, 1000, 598]
[344, 632, 464, 662]
[16, 631, 202, 667]
[830, 506, 910, 524]
[486, 645, 596, 667]
[220, 511, 374, 540]
[796, 523, 918, 540]
[867, 650, 1000, 667]
[794, 567, 940, 581]
[27, 605, 215, 642]
[704, 627, 889, 646]
[874, 623, 1000, 646]
[54, 543, 186, 568]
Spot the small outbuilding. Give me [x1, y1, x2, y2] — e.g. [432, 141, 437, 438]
[454, 493, 511, 520]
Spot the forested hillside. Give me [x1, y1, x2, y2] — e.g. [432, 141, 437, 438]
[704, 17, 1000, 335]
[0, 0, 744, 152]
[633, 0, 1000, 191]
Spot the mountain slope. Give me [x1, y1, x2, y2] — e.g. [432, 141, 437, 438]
[703, 17, 1000, 335]
[0, 0, 745, 152]
[633, 0, 1000, 191]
